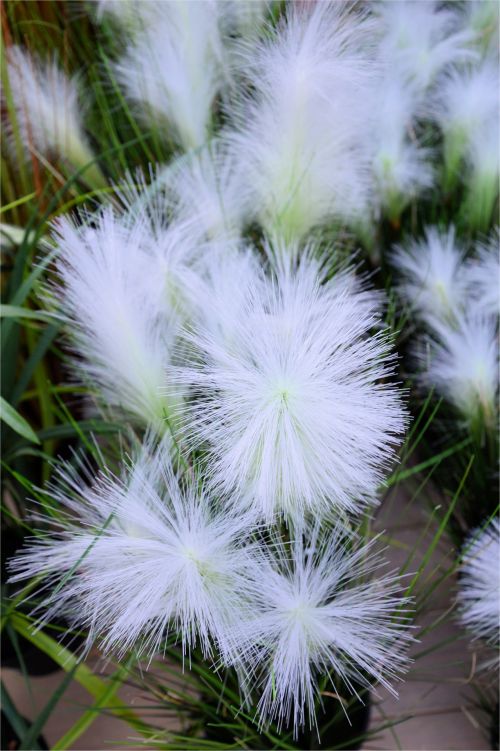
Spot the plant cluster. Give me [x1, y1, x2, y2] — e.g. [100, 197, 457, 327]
[1, 1, 498, 749]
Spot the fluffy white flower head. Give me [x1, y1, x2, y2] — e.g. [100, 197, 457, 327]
[178, 253, 406, 522]
[9, 447, 259, 661]
[5, 46, 93, 168]
[371, 75, 432, 217]
[115, 1, 227, 150]
[375, 0, 476, 92]
[392, 226, 468, 326]
[220, 0, 270, 37]
[51, 208, 197, 432]
[463, 1, 499, 54]
[462, 115, 500, 232]
[459, 518, 500, 656]
[465, 231, 500, 318]
[225, 2, 375, 241]
[232, 525, 411, 735]
[434, 58, 499, 190]
[95, 0, 163, 30]
[423, 314, 499, 427]
[162, 142, 250, 241]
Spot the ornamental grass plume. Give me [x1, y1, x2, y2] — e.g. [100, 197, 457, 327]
[50, 208, 197, 432]
[224, 1, 376, 241]
[422, 314, 499, 431]
[461, 114, 500, 233]
[463, 0, 499, 55]
[433, 57, 499, 193]
[465, 230, 500, 318]
[162, 141, 250, 241]
[392, 226, 499, 431]
[177, 251, 406, 522]
[232, 524, 411, 736]
[8, 446, 260, 661]
[375, 0, 476, 93]
[95, 0, 162, 31]
[371, 74, 433, 221]
[391, 226, 468, 327]
[114, 1, 228, 151]
[459, 518, 500, 663]
[4, 46, 105, 187]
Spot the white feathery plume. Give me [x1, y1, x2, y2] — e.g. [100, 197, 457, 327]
[432, 58, 499, 191]
[462, 0, 499, 55]
[219, 0, 271, 38]
[4, 46, 103, 185]
[224, 2, 376, 241]
[465, 231, 500, 319]
[422, 313, 498, 428]
[459, 518, 500, 664]
[51, 208, 196, 432]
[114, 1, 227, 151]
[392, 226, 468, 327]
[95, 0, 162, 31]
[461, 113, 500, 233]
[177, 253, 406, 522]
[375, 0, 476, 93]
[186, 245, 264, 349]
[8, 446, 260, 661]
[371, 75, 433, 219]
[161, 141, 250, 241]
[231, 525, 411, 735]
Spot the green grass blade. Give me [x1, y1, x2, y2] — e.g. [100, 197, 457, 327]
[0, 304, 55, 323]
[0, 396, 40, 443]
[19, 666, 77, 750]
[10, 613, 151, 737]
[1, 681, 42, 751]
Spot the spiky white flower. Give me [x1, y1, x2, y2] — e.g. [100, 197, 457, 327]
[459, 518, 500, 659]
[392, 226, 468, 327]
[432, 58, 499, 191]
[115, 1, 227, 151]
[162, 141, 250, 241]
[177, 254, 406, 522]
[51, 208, 197, 432]
[466, 231, 500, 318]
[461, 115, 500, 233]
[9, 447, 259, 661]
[371, 75, 433, 219]
[4, 46, 102, 183]
[422, 314, 498, 427]
[375, 0, 476, 92]
[224, 2, 376, 241]
[232, 525, 411, 735]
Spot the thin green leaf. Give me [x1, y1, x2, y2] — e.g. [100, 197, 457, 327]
[0, 396, 40, 444]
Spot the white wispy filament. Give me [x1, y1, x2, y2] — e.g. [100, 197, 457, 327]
[163, 141, 249, 241]
[233, 525, 411, 735]
[178, 253, 406, 521]
[51, 208, 195, 432]
[115, 1, 227, 151]
[465, 231, 500, 318]
[225, 2, 375, 241]
[371, 74, 432, 219]
[9, 448, 259, 661]
[423, 314, 498, 428]
[375, 0, 475, 92]
[392, 226, 468, 327]
[459, 518, 500, 662]
[5, 46, 99, 180]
